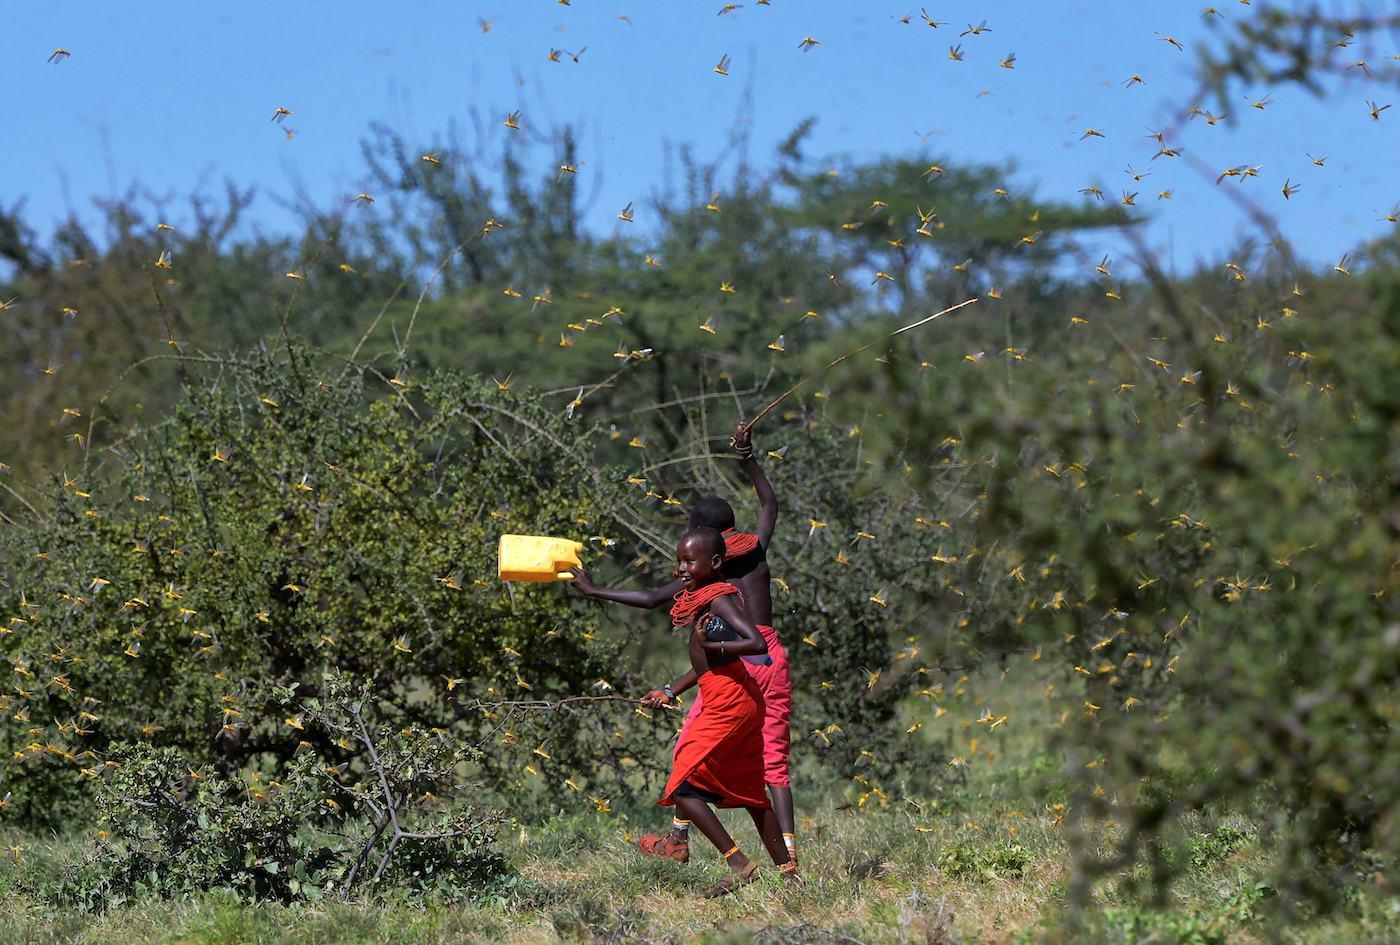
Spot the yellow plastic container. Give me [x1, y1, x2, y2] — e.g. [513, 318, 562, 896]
[498, 534, 585, 583]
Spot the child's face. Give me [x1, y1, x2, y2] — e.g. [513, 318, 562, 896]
[676, 535, 721, 590]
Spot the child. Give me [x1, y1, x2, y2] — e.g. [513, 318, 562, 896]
[657, 527, 790, 896]
[571, 423, 799, 872]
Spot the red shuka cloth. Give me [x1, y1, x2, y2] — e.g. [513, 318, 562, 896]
[659, 660, 768, 809]
[722, 528, 761, 557]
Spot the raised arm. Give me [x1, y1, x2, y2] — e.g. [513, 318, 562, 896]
[732, 423, 777, 548]
[699, 595, 769, 657]
[569, 566, 684, 611]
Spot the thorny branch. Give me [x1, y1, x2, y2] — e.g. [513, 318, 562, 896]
[298, 686, 672, 895]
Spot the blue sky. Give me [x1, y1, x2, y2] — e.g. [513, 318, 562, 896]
[7, 1, 1398, 272]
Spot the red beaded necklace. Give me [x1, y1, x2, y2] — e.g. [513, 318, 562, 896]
[722, 528, 760, 557]
[670, 581, 741, 628]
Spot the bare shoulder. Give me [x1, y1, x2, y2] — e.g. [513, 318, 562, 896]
[710, 592, 749, 622]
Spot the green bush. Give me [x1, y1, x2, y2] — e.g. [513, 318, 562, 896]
[1187, 824, 1251, 872]
[0, 342, 970, 843]
[1099, 907, 1229, 945]
[936, 839, 1030, 881]
[44, 672, 506, 908]
[0, 352, 665, 828]
[876, 270, 1400, 913]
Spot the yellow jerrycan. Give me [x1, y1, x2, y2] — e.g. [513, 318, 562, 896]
[498, 534, 585, 583]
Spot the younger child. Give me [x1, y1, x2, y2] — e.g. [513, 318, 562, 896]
[659, 527, 790, 897]
[571, 423, 798, 870]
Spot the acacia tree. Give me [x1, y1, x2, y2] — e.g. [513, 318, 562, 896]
[1193, 3, 1400, 110]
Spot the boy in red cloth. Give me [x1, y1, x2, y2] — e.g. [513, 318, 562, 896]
[660, 527, 791, 896]
[570, 423, 798, 870]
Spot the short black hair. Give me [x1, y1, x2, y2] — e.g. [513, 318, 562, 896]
[689, 495, 735, 531]
[679, 526, 726, 559]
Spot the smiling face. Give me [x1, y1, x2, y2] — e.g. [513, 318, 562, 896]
[676, 532, 723, 590]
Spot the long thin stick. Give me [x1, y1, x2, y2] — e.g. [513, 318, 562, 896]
[458, 694, 682, 713]
[745, 297, 979, 429]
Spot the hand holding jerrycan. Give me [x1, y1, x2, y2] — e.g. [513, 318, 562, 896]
[498, 535, 585, 583]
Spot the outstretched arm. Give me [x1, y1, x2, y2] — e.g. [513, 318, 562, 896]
[732, 423, 777, 548]
[569, 566, 684, 611]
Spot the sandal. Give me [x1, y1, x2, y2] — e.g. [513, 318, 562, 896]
[779, 858, 807, 888]
[704, 859, 759, 898]
[637, 833, 690, 863]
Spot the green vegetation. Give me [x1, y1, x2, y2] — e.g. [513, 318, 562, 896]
[2, 663, 1397, 943]
[2, 12, 1399, 938]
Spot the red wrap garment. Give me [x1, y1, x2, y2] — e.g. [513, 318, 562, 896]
[659, 581, 769, 809]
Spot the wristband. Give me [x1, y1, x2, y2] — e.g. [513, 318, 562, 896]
[662, 684, 675, 701]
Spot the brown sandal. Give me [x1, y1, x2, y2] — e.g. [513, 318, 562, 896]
[704, 859, 759, 898]
[637, 833, 690, 863]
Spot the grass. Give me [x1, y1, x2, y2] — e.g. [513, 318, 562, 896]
[7, 792, 1393, 944]
[2, 663, 1396, 944]
[0, 804, 1066, 945]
